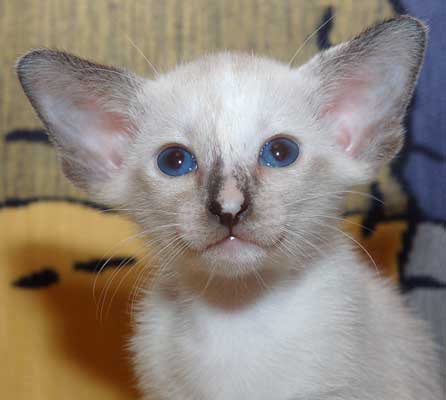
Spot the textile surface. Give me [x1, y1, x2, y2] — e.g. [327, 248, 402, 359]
[0, 1, 444, 398]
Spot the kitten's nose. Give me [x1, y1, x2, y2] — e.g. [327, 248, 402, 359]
[208, 177, 249, 231]
[208, 198, 249, 231]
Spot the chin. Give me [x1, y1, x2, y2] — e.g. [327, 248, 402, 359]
[192, 236, 269, 278]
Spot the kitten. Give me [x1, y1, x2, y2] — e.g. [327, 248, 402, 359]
[17, 16, 443, 400]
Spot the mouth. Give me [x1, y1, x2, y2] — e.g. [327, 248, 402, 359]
[204, 235, 248, 250]
[204, 233, 269, 251]
[194, 234, 267, 269]
[184, 231, 284, 264]
[200, 233, 283, 255]
[186, 233, 284, 276]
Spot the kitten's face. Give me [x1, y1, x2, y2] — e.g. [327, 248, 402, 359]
[124, 54, 349, 276]
[17, 17, 426, 278]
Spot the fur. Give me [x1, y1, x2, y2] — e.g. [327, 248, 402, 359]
[17, 16, 443, 399]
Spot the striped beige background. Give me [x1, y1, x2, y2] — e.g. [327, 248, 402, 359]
[0, 0, 395, 208]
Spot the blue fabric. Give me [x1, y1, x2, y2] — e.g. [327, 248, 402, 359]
[392, 0, 446, 386]
[398, 0, 446, 221]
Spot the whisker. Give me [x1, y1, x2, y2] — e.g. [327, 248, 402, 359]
[289, 214, 373, 233]
[130, 238, 190, 317]
[339, 190, 384, 204]
[311, 221, 379, 276]
[126, 253, 159, 317]
[93, 224, 180, 308]
[97, 229, 177, 321]
[277, 232, 314, 265]
[93, 229, 150, 305]
[99, 208, 182, 215]
[99, 252, 146, 322]
[128, 233, 180, 294]
[198, 263, 217, 298]
[128, 235, 185, 314]
[288, 11, 337, 67]
[283, 189, 384, 209]
[101, 233, 174, 320]
[281, 226, 328, 261]
[252, 268, 270, 291]
[125, 34, 159, 76]
[104, 249, 158, 320]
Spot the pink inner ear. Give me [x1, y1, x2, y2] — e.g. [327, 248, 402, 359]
[100, 111, 135, 170]
[62, 97, 136, 174]
[335, 123, 353, 154]
[322, 78, 375, 159]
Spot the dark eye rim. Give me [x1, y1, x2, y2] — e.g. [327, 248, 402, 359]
[156, 143, 198, 176]
[258, 134, 301, 168]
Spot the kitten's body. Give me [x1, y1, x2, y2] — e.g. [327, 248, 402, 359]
[17, 16, 443, 400]
[133, 241, 440, 400]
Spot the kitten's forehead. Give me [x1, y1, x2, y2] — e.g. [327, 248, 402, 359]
[145, 53, 304, 180]
[165, 52, 289, 87]
[152, 53, 298, 169]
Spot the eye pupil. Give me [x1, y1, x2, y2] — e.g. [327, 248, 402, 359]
[166, 150, 185, 169]
[271, 142, 289, 162]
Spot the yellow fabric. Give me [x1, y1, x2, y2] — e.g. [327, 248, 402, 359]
[0, 1, 402, 398]
[0, 203, 141, 399]
[344, 216, 407, 281]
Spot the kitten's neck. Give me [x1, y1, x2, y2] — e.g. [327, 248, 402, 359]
[176, 267, 294, 312]
[167, 233, 352, 312]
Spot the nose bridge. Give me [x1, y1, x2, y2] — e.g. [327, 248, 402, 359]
[207, 161, 251, 231]
[218, 175, 244, 215]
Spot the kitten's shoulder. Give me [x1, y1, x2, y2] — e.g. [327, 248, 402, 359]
[313, 253, 443, 398]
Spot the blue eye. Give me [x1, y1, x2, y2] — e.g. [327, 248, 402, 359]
[259, 137, 300, 168]
[157, 146, 198, 177]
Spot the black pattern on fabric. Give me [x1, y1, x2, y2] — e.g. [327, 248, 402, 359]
[316, 7, 334, 50]
[12, 268, 59, 289]
[74, 257, 137, 273]
[5, 129, 51, 144]
[0, 196, 107, 211]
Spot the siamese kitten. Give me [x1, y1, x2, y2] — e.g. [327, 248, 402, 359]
[17, 16, 443, 400]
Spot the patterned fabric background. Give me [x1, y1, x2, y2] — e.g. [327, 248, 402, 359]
[0, 1, 444, 399]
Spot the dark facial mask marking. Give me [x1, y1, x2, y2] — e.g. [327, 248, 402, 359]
[206, 157, 224, 212]
[207, 162, 253, 233]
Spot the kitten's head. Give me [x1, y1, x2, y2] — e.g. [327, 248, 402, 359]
[17, 17, 426, 277]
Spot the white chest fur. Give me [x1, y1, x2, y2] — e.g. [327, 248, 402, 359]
[131, 257, 438, 400]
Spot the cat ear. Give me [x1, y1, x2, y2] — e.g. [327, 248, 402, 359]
[16, 49, 145, 192]
[299, 16, 426, 174]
